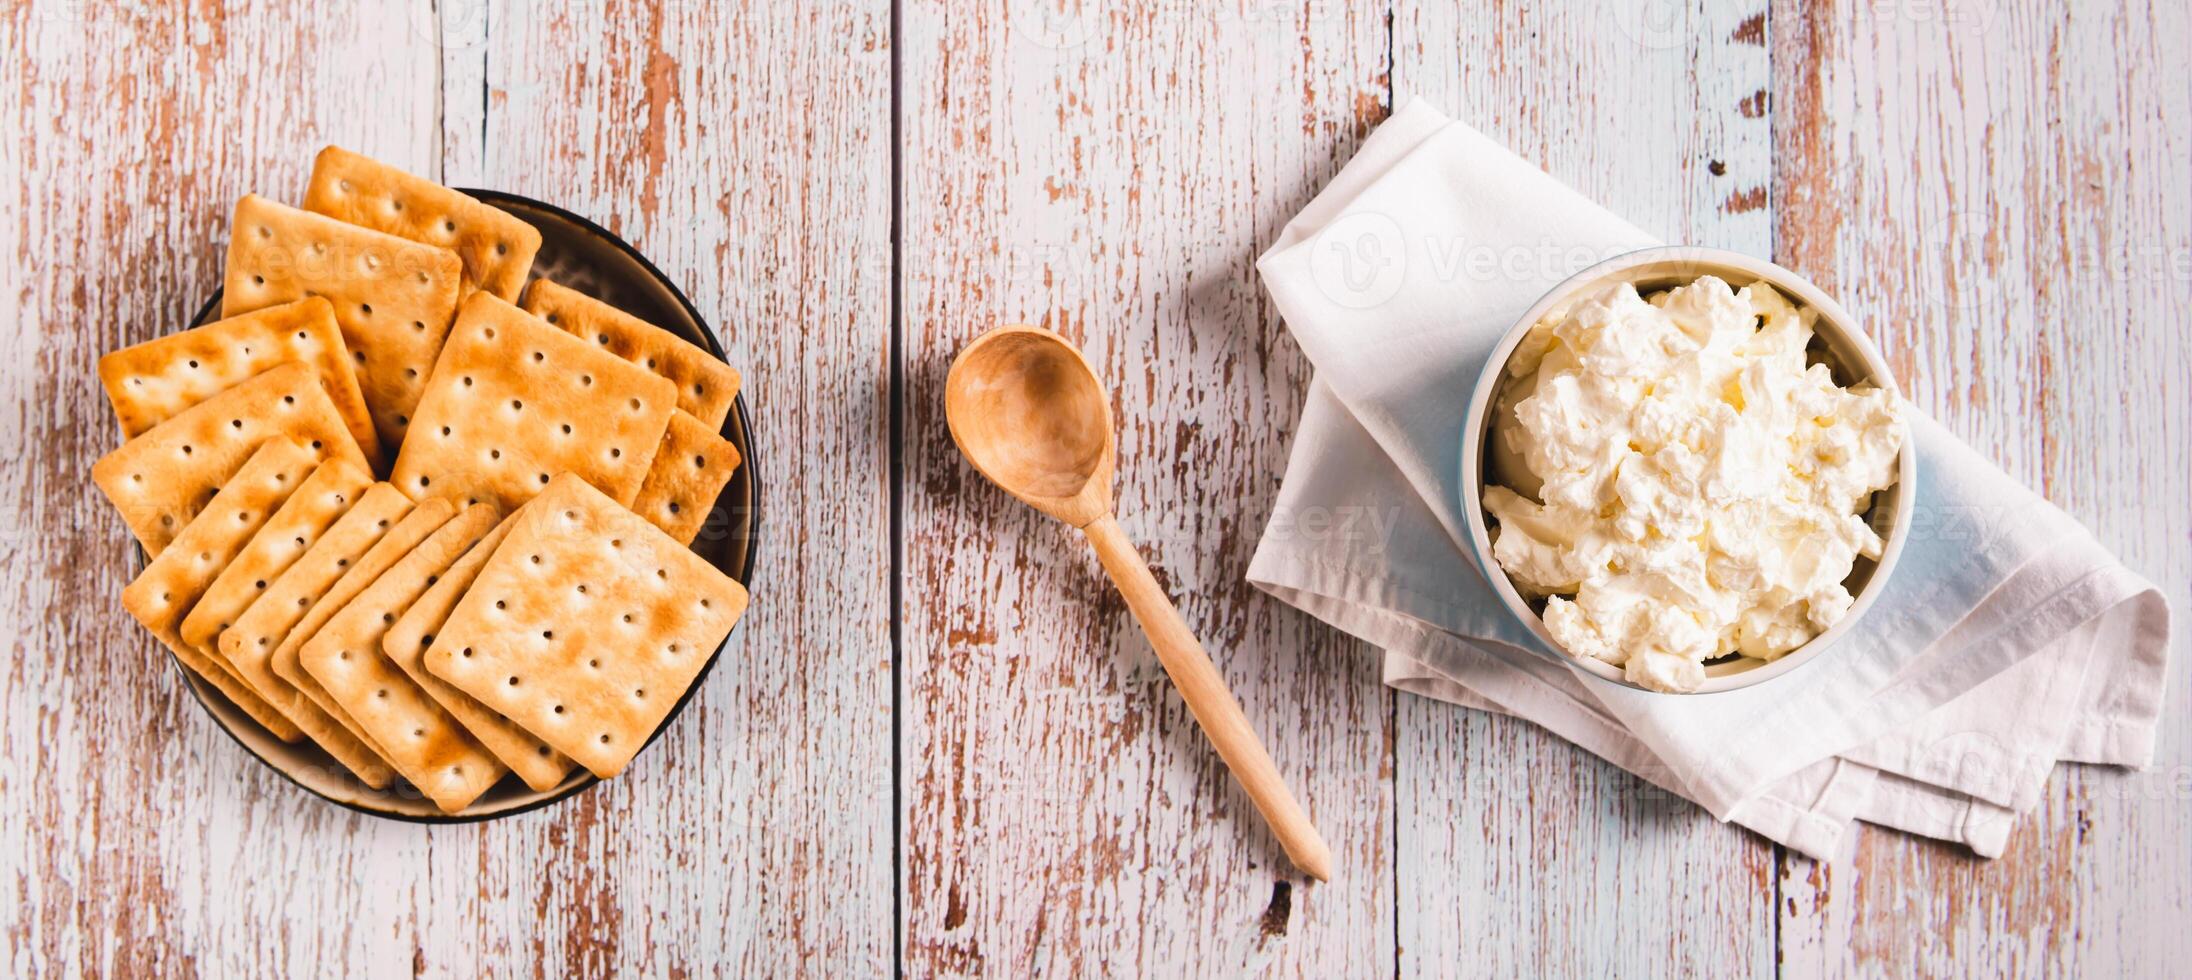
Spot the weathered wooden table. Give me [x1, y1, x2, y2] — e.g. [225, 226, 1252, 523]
[7, 1, 2187, 975]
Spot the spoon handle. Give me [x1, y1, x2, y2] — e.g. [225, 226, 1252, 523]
[1079, 513, 1334, 882]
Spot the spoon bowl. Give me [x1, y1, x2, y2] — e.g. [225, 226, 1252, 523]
[945, 326, 1115, 527]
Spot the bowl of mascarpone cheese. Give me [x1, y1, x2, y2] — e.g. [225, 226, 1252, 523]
[1461, 247, 1913, 694]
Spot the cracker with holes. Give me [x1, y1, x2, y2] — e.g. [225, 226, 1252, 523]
[305, 146, 541, 303]
[391, 293, 677, 511]
[383, 516, 576, 791]
[184, 456, 373, 669]
[222, 194, 463, 450]
[522, 278, 741, 429]
[126, 438, 324, 701]
[301, 503, 508, 811]
[423, 475, 749, 778]
[631, 410, 742, 545]
[119, 438, 320, 742]
[218, 483, 420, 786]
[97, 297, 384, 471]
[269, 498, 458, 764]
[93, 363, 370, 558]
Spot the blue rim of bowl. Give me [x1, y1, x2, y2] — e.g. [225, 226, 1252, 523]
[163, 188, 761, 822]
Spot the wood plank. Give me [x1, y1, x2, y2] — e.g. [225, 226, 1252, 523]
[436, 0, 491, 186]
[1772, 0, 2192, 974]
[0, 3, 444, 976]
[898, 2, 1396, 973]
[415, 0, 897, 973]
[1389, 2, 1782, 975]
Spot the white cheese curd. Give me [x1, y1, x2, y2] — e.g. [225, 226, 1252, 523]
[1483, 275, 1904, 693]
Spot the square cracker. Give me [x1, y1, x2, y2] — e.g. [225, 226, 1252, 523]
[217, 482, 420, 786]
[97, 297, 384, 471]
[184, 455, 373, 679]
[630, 410, 742, 546]
[390, 292, 677, 511]
[523, 278, 740, 429]
[122, 438, 320, 700]
[301, 503, 508, 812]
[93, 362, 371, 558]
[269, 498, 458, 768]
[304, 146, 541, 303]
[222, 193, 464, 450]
[383, 515, 576, 792]
[423, 474, 749, 778]
[119, 438, 319, 742]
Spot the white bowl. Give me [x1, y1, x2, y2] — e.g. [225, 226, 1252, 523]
[1459, 246, 1915, 694]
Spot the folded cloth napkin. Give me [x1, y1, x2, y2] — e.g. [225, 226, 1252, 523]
[1248, 100, 2172, 859]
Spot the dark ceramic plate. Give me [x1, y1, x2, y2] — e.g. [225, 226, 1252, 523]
[168, 190, 759, 821]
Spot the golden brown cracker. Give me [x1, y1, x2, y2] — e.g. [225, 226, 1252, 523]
[119, 438, 319, 741]
[218, 483, 419, 786]
[268, 498, 458, 763]
[222, 193, 463, 450]
[97, 297, 383, 471]
[522, 278, 740, 428]
[92, 363, 370, 557]
[181, 456, 373, 660]
[382, 515, 576, 792]
[423, 475, 749, 778]
[629, 410, 742, 546]
[390, 293, 676, 512]
[300, 503, 507, 812]
[304, 146, 541, 303]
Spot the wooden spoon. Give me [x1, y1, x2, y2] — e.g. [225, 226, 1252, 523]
[944, 324, 1334, 882]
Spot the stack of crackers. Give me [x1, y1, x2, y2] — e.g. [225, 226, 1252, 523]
[94, 148, 752, 813]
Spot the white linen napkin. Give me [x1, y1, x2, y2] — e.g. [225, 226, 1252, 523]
[1248, 100, 2172, 859]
